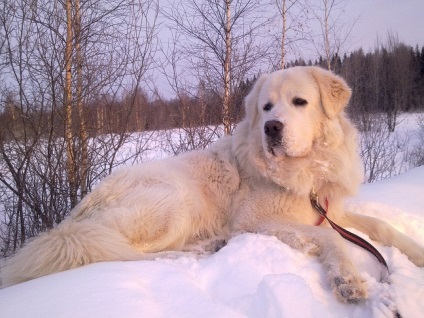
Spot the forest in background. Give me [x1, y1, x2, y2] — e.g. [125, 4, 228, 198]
[3, 42, 424, 135]
[1, 0, 423, 255]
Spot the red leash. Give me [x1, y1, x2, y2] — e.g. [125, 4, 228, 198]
[310, 192, 389, 270]
[310, 192, 403, 317]
[314, 197, 327, 226]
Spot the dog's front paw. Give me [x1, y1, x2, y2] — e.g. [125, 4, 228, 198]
[332, 275, 367, 303]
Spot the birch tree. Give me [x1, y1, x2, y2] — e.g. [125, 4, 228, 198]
[307, 0, 356, 71]
[64, 0, 77, 206]
[0, 0, 159, 253]
[163, 0, 269, 135]
[273, 0, 307, 69]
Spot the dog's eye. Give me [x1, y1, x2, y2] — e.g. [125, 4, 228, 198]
[292, 97, 308, 107]
[263, 102, 273, 111]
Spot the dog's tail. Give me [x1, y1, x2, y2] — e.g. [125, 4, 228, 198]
[1, 221, 141, 288]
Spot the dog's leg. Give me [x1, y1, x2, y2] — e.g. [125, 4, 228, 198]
[340, 211, 424, 267]
[233, 220, 367, 303]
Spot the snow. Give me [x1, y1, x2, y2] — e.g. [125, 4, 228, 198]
[1, 169, 424, 317]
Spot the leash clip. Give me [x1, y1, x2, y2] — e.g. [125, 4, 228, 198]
[310, 187, 320, 207]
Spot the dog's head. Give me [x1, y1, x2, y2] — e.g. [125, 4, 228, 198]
[244, 66, 351, 160]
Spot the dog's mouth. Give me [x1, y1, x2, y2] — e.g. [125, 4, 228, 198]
[266, 137, 311, 159]
[263, 120, 312, 158]
[268, 146, 276, 157]
[266, 140, 282, 157]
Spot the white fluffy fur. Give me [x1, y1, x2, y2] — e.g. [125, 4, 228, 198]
[2, 67, 423, 303]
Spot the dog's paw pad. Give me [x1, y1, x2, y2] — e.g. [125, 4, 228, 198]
[333, 275, 367, 303]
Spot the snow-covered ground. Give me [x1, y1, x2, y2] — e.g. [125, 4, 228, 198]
[0, 166, 423, 317]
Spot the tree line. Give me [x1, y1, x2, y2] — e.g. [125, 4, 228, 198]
[3, 35, 422, 139]
[287, 39, 424, 131]
[4, 40, 422, 138]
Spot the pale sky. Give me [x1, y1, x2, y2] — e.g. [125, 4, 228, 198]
[156, 0, 424, 97]
[346, 0, 424, 51]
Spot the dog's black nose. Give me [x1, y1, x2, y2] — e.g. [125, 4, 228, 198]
[264, 120, 283, 138]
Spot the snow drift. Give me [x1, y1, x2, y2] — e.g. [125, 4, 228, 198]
[1, 167, 424, 318]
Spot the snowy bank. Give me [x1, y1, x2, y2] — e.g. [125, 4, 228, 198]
[1, 167, 424, 318]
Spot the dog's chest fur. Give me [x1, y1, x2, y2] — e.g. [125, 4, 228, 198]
[199, 138, 325, 232]
[228, 177, 321, 232]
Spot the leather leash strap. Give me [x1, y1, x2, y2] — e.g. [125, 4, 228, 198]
[310, 192, 389, 270]
[310, 193, 403, 317]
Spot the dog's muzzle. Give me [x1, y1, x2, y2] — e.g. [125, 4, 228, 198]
[264, 120, 283, 141]
[264, 120, 284, 156]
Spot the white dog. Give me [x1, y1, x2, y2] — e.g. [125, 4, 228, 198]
[2, 66, 423, 303]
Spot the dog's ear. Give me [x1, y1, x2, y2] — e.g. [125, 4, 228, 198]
[310, 67, 351, 119]
[244, 73, 268, 127]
